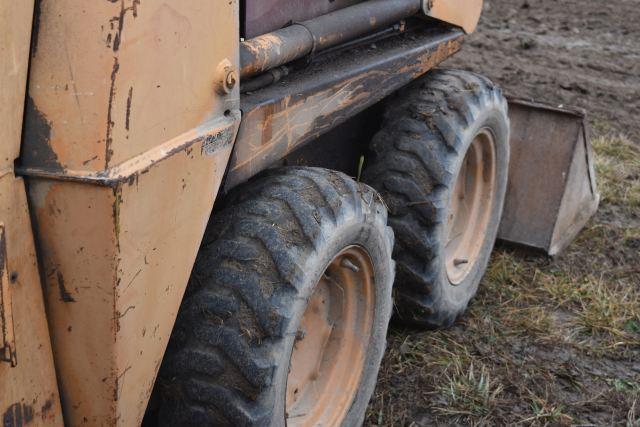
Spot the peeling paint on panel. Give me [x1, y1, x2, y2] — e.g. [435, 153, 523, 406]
[56, 271, 75, 303]
[3, 403, 34, 427]
[22, 97, 63, 172]
[105, 58, 120, 168]
[125, 87, 133, 132]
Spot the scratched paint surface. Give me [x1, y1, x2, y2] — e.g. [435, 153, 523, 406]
[25, 0, 238, 172]
[22, 1, 240, 425]
[228, 28, 463, 189]
[0, 0, 63, 424]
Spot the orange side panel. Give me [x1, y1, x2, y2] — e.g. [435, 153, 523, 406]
[426, 0, 483, 33]
[0, 177, 63, 426]
[0, 0, 63, 424]
[20, 1, 241, 425]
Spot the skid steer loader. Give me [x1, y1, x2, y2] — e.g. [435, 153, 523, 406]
[1, 0, 598, 425]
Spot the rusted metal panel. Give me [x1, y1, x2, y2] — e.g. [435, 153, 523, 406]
[240, 0, 420, 77]
[20, 0, 241, 425]
[0, 225, 16, 367]
[0, 176, 64, 427]
[23, 0, 239, 172]
[0, 1, 32, 172]
[423, 0, 484, 33]
[498, 98, 599, 256]
[244, 0, 362, 39]
[227, 27, 464, 190]
[26, 116, 239, 425]
[240, 0, 422, 78]
[0, 0, 63, 423]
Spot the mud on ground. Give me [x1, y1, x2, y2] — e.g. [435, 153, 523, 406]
[367, 0, 640, 425]
[448, 0, 640, 142]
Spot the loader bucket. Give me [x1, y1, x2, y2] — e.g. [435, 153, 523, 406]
[498, 98, 600, 256]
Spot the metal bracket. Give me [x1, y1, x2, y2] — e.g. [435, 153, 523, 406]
[0, 224, 17, 366]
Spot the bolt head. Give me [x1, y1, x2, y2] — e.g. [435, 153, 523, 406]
[215, 59, 237, 95]
[225, 69, 237, 90]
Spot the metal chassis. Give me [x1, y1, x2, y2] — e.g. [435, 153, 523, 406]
[226, 26, 464, 190]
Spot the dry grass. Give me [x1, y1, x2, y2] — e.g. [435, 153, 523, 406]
[593, 134, 640, 211]
[367, 133, 640, 426]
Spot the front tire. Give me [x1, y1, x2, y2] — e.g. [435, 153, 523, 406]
[156, 167, 394, 426]
[363, 69, 510, 328]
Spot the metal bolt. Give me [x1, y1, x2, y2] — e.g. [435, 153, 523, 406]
[215, 59, 237, 95]
[224, 68, 237, 91]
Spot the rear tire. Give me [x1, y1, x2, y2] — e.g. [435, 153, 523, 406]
[363, 69, 510, 328]
[156, 167, 394, 426]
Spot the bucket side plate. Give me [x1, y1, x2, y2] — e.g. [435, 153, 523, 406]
[498, 98, 599, 256]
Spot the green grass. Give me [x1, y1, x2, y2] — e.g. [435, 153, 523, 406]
[436, 362, 504, 417]
[367, 133, 640, 426]
[593, 134, 640, 209]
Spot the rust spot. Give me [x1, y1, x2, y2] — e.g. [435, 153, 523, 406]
[125, 87, 133, 132]
[22, 97, 63, 172]
[227, 29, 463, 190]
[260, 103, 276, 147]
[3, 403, 34, 427]
[200, 127, 235, 156]
[111, 0, 140, 53]
[105, 58, 120, 168]
[112, 186, 122, 250]
[82, 155, 99, 166]
[40, 399, 54, 420]
[56, 270, 75, 303]
[105, 0, 141, 166]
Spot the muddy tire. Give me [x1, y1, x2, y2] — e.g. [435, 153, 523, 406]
[156, 167, 394, 426]
[363, 69, 510, 328]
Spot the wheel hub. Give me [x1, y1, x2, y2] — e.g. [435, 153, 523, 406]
[286, 246, 375, 426]
[445, 129, 497, 285]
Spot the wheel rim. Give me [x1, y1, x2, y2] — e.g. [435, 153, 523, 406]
[286, 246, 375, 426]
[445, 129, 497, 285]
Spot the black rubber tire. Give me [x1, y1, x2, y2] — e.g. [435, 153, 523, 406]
[156, 167, 394, 426]
[362, 69, 510, 329]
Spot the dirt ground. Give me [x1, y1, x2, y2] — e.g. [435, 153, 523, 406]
[447, 0, 640, 142]
[366, 1, 640, 425]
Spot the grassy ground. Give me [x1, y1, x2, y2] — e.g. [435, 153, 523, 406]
[365, 0, 639, 423]
[366, 131, 640, 426]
